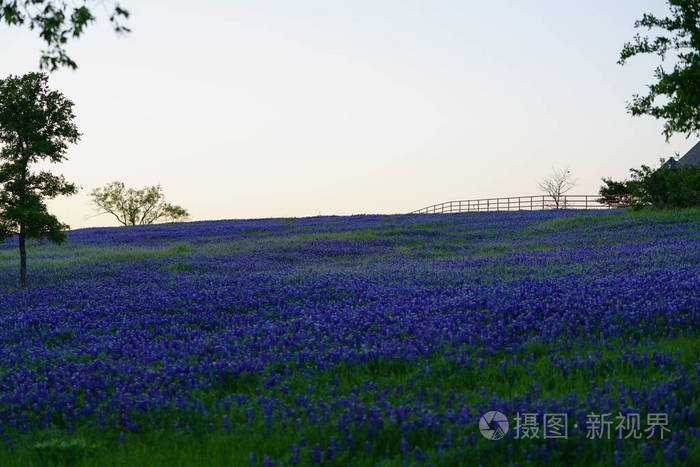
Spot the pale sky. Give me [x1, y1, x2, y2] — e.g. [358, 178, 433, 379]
[1, 0, 695, 228]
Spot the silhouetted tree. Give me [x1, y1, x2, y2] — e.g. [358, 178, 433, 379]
[599, 178, 631, 206]
[0, 72, 80, 287]
[619, 0, 700, 140]
[538, 168, 576, 208]
[0, 1, 130, 70]
[600, 159, 700, 209]
[90, 182, 189, 226]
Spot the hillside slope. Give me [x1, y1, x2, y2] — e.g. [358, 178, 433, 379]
[0, 209, 698, 466]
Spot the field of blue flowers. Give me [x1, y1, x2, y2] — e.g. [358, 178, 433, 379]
[0, 209, 698, 466]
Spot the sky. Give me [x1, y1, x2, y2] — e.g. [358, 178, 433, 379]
[1, 0, 696, 228]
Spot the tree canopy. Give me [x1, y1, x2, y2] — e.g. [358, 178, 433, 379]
[0, 72, 79, 286]
[90, 182, 189, 226]
[619, 0, 700, 140]
[600, 160, 700, 209]
[0, 0, 130, 70]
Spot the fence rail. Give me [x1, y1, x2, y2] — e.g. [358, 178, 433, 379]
[410, 194, 629, 214]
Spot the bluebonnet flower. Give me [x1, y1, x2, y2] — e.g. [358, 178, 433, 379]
[0, 210, 697, 464]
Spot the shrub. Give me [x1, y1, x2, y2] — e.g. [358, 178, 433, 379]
[600, 161, 700, 209]
[599, 178, 631, 205]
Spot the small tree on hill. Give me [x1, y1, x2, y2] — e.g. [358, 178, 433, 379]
[538, 167, 576, 209]
[0, 72, 80, 287]
[90, 182, 189, 226]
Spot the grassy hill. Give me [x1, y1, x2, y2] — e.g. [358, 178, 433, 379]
[0, 209, 698, 466]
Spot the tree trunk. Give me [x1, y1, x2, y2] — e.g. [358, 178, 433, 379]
[19, 231, 27, 287]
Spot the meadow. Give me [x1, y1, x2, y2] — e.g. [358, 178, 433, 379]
[0, 209, 698, 466]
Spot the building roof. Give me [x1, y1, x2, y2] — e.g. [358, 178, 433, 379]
[676, 141, 700, 167]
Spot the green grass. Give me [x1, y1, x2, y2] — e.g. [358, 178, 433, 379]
[1, 332, 696, 467]
[0, 243, 192, 269]
[530, 212, 625, 231]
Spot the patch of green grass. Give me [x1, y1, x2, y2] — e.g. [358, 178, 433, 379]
[0, 242, 193, 270]
[528, 212, 624, 232]
[522, 206, 700, 234]
[167, 243, 191, 254]
[164, 263, 192, 273]
[31, 438, 100, 466]
[623, 206, 700, 224]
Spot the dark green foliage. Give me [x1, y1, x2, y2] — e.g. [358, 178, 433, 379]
[619, 0, 700, 140]
[32, 438, 99, 464]
[600, 161, 700, 209]
[598, 177, 631, 205]
[0, 1, 130, 70]
[0, 72, 79, 286]
[90, 181, 189, 226]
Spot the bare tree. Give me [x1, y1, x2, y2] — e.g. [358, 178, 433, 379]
[90, 182, 189, 226]
[538, 168, 576, 209]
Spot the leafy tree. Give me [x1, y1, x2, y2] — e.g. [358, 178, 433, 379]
[598, 177, 631, 206]
[599, 160, 700, 209]
[538, 167, 576, 208]
[619, 0, 700, 140]
[0, 72, 79, 287]
[90, 182, 189, 226]
[0, 1, 130, 70]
